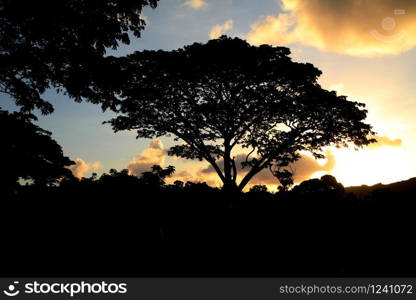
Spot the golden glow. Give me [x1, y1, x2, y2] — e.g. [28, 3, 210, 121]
[248, 0, 416, 56]
[330, 146, 413, 187]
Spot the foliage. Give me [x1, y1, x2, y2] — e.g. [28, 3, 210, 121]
[273, 169, 294, 192]
[292, 175, 345, 195]
[110, 36, 375, 191]
[65, 165, 176, 189]
[0, 0, 158, 114]
[138, 165, 175, 187]
[249, 184, 268, 193]
[0, 109, 74, 195]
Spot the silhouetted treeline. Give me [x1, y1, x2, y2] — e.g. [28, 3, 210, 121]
[2, 169, 415, 277]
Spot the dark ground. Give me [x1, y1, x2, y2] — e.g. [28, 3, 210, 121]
[2, 176, 415, 277]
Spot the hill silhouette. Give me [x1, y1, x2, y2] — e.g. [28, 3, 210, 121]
[1, 170, 415, 277]
[346, 177, 416, 198]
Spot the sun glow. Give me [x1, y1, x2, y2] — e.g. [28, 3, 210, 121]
[330, 146, 412, 187]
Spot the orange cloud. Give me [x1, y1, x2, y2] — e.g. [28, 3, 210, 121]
[199, 151, 336, 187]
[247, 0, 416, 56]
[250, 151, 336, 185]
[183, 0, 208, 10]
[368, 136, 402, 149]
[168, 169, 218, 186]
[171, 170, 193, 182]
[68, 158, 89, 178]
[209, 19, 234, 39]
[127, 139, 165, 176]
[91, 161, 103, 171]
[67, 158, 103, 178]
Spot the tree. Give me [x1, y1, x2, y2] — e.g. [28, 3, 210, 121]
[292, 175, 344, 195]
[109, 36, 375, 192]
[0, 0, 158, 114]
[0, 109, 74, 196]
[138, 165, 175, 187]
[249, 185, 268, 194]
[273, 169, 294, 193]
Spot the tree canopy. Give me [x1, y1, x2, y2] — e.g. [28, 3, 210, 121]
[0, 0, 158, 114]
[0, 109, 74, 196]
[109, 36, 376, 192]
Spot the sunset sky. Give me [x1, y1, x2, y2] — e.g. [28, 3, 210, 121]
[3, 0, 416, 190]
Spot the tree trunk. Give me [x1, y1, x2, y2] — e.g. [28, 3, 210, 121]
[238, 165, 262, 192]
[222, 142, 239, 193]
[222, 180, 239, 193]
[223, 143, 232, 185]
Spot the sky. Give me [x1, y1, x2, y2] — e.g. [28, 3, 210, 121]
[3, 0, 416, 190]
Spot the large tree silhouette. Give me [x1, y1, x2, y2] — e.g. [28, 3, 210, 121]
[0, 109, 74, 197]
[0, 0, 158, 114]
[109, 36, 375, 192]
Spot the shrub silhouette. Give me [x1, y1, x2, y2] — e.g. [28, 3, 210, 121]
[249, 184, 268, 193]
[292, 175, 344, 195]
